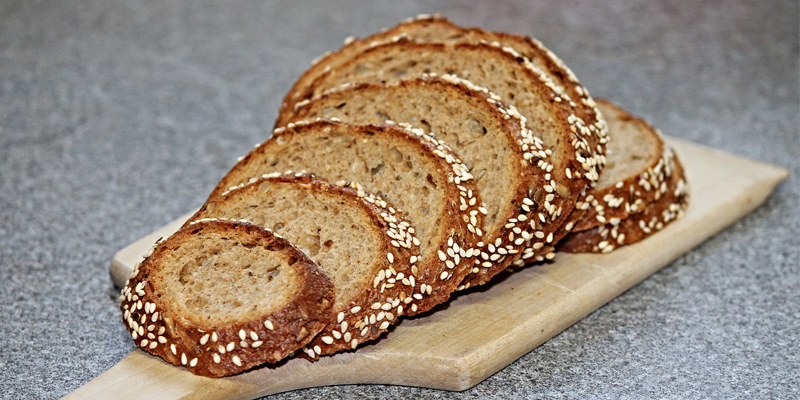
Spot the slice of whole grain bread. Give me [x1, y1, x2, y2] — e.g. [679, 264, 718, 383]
[568, 99, 676, 232]
[188, 175, 421, 358]
[559, 149, 688, 253]
[119, 219, 334, 377]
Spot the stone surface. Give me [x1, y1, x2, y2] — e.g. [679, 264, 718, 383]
[0, 1, 797, 399]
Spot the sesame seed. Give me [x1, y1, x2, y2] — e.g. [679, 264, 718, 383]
[264, 320, 274, 331]
[252, 341, 263, 348]
[232, 356, 242, 367]
[213, 353, 221, 363]
[189, 358, 198, 367]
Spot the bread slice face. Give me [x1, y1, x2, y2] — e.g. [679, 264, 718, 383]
[559, 149, 689, 253]
[278, 39, 602, 207]
[286, 76, 560, 288]
[280, 14, 607, 162]
[119, 219, 334, 377]
[568, 99, 676, 232]
[210, 120, 483, 315]
[189, 175, 421, 358]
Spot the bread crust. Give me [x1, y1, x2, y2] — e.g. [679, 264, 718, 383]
[559, 150, 689, 253]
[119, 220, 334, 377]
[209, 120, 483, 316]
[285, 76, 566, 288]
[569, 100, 674, 232]
[189, 175, 423, 358]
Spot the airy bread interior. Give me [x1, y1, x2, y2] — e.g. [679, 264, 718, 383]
[198, 180, 380, 308]
[216, 123, 448, 261]
[153, 228, 302, 327]
[593, 101, 660, 189]
[290, 79, 521, 235]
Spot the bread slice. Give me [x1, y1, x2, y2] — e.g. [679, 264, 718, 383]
[286, 76, 560, 288]
[280, 14, 607, 159]
[568, 99, 676, 232]
[119, 219, 334, 377]
[277, 38, 604, 207]
[559, 150, 688, 253]
[210, 120, 483, 315]
[188, 175, 421, 358]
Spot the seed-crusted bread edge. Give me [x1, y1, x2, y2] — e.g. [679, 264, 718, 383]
[119, 219, 334, 377]
[570, 99, 674, 232]
[559, 149, 689, 253]
[189, 174, 424, 359]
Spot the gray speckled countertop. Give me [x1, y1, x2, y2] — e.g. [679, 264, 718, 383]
[1, 1, 797, 399]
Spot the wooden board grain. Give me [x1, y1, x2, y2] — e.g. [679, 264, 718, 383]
[67, 138, 789, 400]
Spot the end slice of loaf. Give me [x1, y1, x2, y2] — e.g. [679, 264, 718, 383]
[119, 219, 334, 377]
[286, 76, 561, 288]
[189, 175, 421, 358]
[210, 121, 483, 315]
[569, 99, 676, 232]
[559, 149, 689, 253]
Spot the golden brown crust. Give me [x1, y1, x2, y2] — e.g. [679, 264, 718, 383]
[559, 150, 689, 253]
[208, 120, 483, 316]
[119, 220, 334, 377]
[188, 175, 423, 358]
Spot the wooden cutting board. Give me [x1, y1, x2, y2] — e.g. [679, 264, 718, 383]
[65, 138, 788, 400]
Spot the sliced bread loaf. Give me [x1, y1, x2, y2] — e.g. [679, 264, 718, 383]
[569, 99, 676, 232]
[286, 76, 560, 288]
[277, 38, 603, 207]
[280, 14, 607, 160]
[559, 150, 688, 253]
[188, 175, 421, 358]
[119, 219, 334, 377]
[210, 120, 483, 315]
